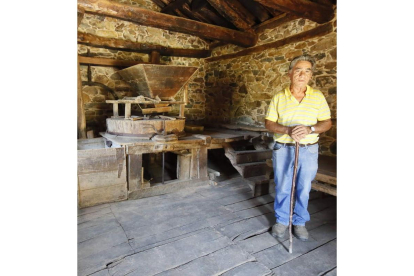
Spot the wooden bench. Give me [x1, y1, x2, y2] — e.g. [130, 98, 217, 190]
[313, 155, 337, 196]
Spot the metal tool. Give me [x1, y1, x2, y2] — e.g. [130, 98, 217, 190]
[289, 142, 300, 254]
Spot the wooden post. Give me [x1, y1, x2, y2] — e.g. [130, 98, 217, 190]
[150, 51, 161, 64]
[177, 153, 191, 180]
[113, 103, 119, 117]
[179, 84, 188, 118]
[125, 103, 131, 119]
[77, 10, 87, 139]
[127, 154, 142, 192]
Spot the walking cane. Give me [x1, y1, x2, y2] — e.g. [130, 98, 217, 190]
[288, 141, 300, 254]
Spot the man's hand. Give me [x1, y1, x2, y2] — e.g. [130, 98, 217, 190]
[290, 125, 311, 143]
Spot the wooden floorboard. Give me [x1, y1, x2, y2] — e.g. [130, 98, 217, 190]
[78, 175, 337, 276]
[271, 239, 337, 276]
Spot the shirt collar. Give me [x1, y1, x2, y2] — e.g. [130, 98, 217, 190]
[285, 85, 314, 99]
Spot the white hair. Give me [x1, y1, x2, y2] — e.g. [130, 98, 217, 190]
[289, 55, 316, 72]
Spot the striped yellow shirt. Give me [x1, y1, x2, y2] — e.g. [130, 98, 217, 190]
[265, 85, 331, 144]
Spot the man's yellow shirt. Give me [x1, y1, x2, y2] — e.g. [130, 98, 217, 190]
[265, 85, 331, 144]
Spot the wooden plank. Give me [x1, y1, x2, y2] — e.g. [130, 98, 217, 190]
[253, 0, 335, 24]
[77, 137, 106, 150]
[127, 154, 142, 192]
[78, 227, 127, 260]
[224, 193, 275, 212]
[77, 32, 212, 58]
[78, 242, 133, 276]
[78, 56, 150, 67]
[160, 0, 187, 13]
[78, 149, 125, 174]
[198, 146, 208, 178]
[177, 153, 191, 180]
[78, 217, 120, 243]
[238, 0, 271, 23]
[221, 261, 272, 276]
[246, 175, 270, 197]
[207, 0, 255, 32]
[228, 149, 272, 164]
[79, 183, 128, 208]
[78, 147, 124, 159]
[107, 229, 232, 276]
[205, 22, 333, 63]
[78, 169, 127, 190]
[254, 13, 298, 33]
[156, 244, 255, 276]
[190, 0, 236, 30]
[315, 172, 336, 185]
[312, 181, 336, 196]
[253, 223, 336, 269]
[271, 240, 337, 276]
[141, 106, 172, 114]
[78, 0, 257, 47]
[232, 161, 268, 178]
[190, 148, 199, 179]
[127, 177, 209, 200]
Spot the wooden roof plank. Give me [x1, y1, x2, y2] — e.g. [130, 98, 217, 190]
[253, 0, 335, 23]
[206, 0, 255, 32]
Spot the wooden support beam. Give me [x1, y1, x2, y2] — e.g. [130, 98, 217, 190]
[150, 51, 161, 64]
[141, 106, 172, 114]
[149, 0, 166, 8]
[78, 56, 151, 67]
[238, 0, 271, 23]
[78, 32, 211, 58]
[77, 10, 87, 139]
[253, 0, 335, 24]
[206, 0, 255, 32]
[254, 13, 298, 33]
[205, 22, 333, 63]
[161, 0, 188, 13]
[124, 103, 131, 118]
[190, 0, 236, 29]
[127, 154, 143, 192]
[78, 0, 257, 47]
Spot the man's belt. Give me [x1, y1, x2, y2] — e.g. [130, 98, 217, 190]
[276, 141, 318, 147]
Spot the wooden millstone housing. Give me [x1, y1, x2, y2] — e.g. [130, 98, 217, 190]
[77, 0, 337, 208]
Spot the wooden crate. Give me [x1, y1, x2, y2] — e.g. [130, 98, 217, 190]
[77, 138, 127, 208]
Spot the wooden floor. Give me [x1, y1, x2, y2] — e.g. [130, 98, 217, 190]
[78, 177, 337, 276]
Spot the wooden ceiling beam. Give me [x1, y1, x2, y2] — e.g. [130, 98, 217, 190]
[206, 0, 255, 33]
[253, 0, 335, 23]
[161, 0, 188, 13]
[205, 22, 333, 63]
[149, 0, 166, 8]
[78, 31, 211, 58]
[254, 13, 299, 33]
[78, 0, 257, 47]
[78, 56, 152, 67]
[191, 0, 237, 29]
[238, 0, 271, 23]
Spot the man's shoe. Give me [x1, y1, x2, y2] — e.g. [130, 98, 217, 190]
[293, 225, 309, 241]
[271, 223, 288, 238]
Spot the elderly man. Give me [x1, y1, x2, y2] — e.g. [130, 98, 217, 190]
[265, 55, 332, 241]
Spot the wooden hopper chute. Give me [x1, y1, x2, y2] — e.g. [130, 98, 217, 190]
[117, 64, 198, 100]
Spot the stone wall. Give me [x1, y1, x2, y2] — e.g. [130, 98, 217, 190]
[203, 15, 337, 156]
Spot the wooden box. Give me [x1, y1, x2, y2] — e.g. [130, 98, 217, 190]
[77, 138, 127, 208]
